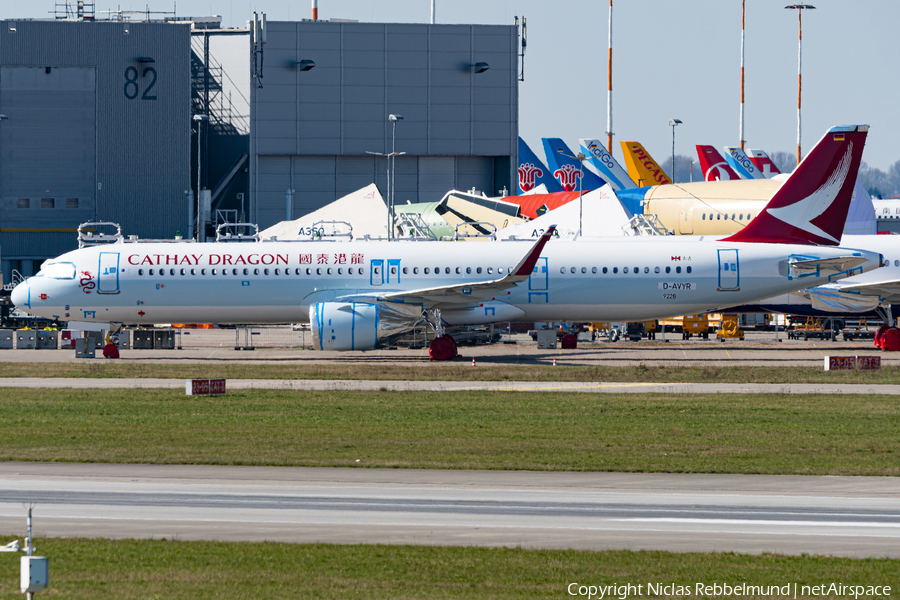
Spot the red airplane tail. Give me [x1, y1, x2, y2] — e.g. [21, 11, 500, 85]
[696, 145, 741, 181]
[723, 125, 869, 246]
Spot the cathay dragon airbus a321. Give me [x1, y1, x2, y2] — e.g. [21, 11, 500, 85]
[12, 125, 883, 358]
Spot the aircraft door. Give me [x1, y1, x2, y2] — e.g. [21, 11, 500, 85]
[370, 259, 384, 286]
[679, 201, 694, 234]
[98, 252, 120, 294]
[529, 257, 548, 291]
[717, 249, 740, 291]
[387, 259, 401, 284]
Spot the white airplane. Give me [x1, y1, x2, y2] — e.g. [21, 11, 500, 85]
[12, 125, 883, 358]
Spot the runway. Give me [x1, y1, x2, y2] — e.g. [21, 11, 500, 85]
[1, 463, 898, 557]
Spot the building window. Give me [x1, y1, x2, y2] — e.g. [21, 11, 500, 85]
[41, 198, 55, 209]
[66, 198, 79, 209]
[16, 198, 29, 209]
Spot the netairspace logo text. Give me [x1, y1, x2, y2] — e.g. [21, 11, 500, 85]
[567, 582, 892, 599]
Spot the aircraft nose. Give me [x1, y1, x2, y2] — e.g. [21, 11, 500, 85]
[10, 280, 29, 309]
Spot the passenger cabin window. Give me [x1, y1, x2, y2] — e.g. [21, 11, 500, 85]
[676, 266, 682, 273]
[41, 198, 54, 209]
[686, 266, 692, 273]
[16, 198, 29, 209]
[476, 267, 482, 274]
[66, 198, 79, 209]
[665, 266, 671, 273]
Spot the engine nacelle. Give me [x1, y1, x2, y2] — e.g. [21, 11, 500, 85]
[310, 302, 378, 351]
[310, 301, 423, 351]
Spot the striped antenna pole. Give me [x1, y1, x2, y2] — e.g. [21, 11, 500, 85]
[312, 0, 318, 20]
[739, 0, 745, 150]
[606, 0, 613, 153]
[786, 4, 815, 166]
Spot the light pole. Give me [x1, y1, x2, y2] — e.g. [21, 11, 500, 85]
[739, 0, 745, 150]
[365, 113, 404, 241]
[388, 114, 403, 240]
[669, 119, 682, 183]
[606, 0, 613, 153]
[558, 151, 587, 239]
[193, 114, 209, 240]
[785, 4, 815, 167]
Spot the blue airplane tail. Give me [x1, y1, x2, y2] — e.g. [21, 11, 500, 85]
[723, 146, 765, 179]
[542, 138, 606, 192]
[579, 138, 637, 191]
[517, 137, 564, 194]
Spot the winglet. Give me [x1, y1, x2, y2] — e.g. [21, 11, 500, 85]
[723, 125, 869, 246]
[513, 225, 555, 276]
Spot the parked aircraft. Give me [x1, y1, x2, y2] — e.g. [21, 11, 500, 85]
[723, 146, 765, 180]
[747, 148, 784, 178]
[696, 145, 742, 181]
[578, 139, 637, 191]
[619, 141, 671, 187]
[542, 138, 605, 192]
[517, 137, 563, 194]
[12, 126, 880, 358]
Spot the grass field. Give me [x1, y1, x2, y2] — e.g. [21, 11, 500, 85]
[2, 361, 900, 384]
[0, 538, 896, 599]
[1, 388, 897, 475]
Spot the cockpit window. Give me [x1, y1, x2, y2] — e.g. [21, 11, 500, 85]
[36, 262, 76, 279]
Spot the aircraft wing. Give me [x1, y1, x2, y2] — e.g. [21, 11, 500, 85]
[336, 226, 555, 306]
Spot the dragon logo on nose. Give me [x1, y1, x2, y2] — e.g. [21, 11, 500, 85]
[79, 271, 96, 294]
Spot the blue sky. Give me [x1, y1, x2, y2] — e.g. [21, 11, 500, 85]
[4, 0, 897, 170]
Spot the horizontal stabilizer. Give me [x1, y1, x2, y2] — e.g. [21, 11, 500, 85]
[789, 255, 869, 274]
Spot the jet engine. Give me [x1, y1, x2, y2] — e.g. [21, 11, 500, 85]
[310, 301, 423, 351]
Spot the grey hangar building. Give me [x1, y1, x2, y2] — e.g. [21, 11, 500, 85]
[0, 15, 519, 284]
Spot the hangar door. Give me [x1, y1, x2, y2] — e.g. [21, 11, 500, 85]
[0, 67, 96, 226]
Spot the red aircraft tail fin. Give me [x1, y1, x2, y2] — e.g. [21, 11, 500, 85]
[696, 145, 741, 181]
[723, 125, 869, 246]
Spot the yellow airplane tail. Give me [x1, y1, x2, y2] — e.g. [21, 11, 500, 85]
[620, 141, 672, 187]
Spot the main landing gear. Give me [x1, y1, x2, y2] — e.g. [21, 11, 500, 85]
[424, 308, 458, 360]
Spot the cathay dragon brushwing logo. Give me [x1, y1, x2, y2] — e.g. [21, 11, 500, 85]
[766, 142, 853, 244]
